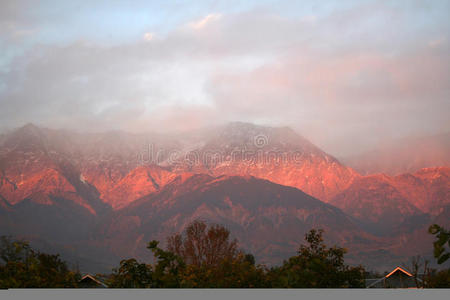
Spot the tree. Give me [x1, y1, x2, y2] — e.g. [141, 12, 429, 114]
[108, 241, 185, 288]
[270, 229, 365, 288]
[165, 220, 267, 288]
[408, 255, 430, 288]
[429, 224, 450, 264]
[426, 269, 450, 288]
[0, 236, 80, 288]
[0, 236, 33, 264]
[147, 240, 186, 288]
[108, 224, 367, 288]
[108, 258, 153, 288]
[179, 251, 268, 288]
[167, 220, 239, 267]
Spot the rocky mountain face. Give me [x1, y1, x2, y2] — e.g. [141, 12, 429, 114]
[0, 123, 448, 272]
[102, 165, 178, 209]
[0, 194, 11, 211]
[330, 167, 450, 235]
[391, 167, 450, 215]
[99, 174, 385, 267]
[330, 174, 423, 236]
[169, 122, 358, 203]
[0, 123, 182, 209]
[0, 125, 102, 214]
[0, 122, 357, 208]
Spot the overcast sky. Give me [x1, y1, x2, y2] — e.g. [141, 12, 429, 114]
[0, 0, 449, 156]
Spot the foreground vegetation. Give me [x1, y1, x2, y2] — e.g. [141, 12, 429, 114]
[1, 222, 449, 288]
[0, 236, 80, 288]
[108, 221, 365, 288]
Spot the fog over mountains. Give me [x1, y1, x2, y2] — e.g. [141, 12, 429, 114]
[342, 133, 450, 175]
[0, 122, 449, 273]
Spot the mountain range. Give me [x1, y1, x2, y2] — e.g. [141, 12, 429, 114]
[0, 122, 448, 273]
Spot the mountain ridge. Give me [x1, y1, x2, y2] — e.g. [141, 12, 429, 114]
[0, 122, 448, 272]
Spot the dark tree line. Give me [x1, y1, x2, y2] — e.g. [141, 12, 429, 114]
[108, 220, 365, 288]
[1, 222, 449, 288]
[0, 236, 80, 288]
[109, 220, 269, 288]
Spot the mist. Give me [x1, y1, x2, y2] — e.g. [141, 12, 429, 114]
[0, 0, 449, 156]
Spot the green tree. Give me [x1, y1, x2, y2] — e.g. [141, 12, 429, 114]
[108, 224, 368, 288]
[179, 252, 268, 288]
[270, 229, 365, 288]
[0, 236, 80, 288]
[108, 258, 153, 288]
[429, 224, 450, 264]
[147, 240, 186, 287]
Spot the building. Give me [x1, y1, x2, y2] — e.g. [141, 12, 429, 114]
[366, 266, 421, 288]
[78, 274, 108, 288]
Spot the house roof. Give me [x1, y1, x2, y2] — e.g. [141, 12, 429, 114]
[80, 274, 108, 288]
[385, 266, 413, 278]
[366, 266, 418, 288]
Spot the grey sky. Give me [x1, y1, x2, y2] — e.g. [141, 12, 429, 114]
[0, 0, 449, 156]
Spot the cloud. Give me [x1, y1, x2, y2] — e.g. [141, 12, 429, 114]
[143, 32, 154, 41]
[0, 1, 449, 156]
[428, 36, 446, 48]
[189, 13, 222, 29]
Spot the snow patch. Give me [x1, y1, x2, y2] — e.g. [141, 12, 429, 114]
[80, 174, 87, 184]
